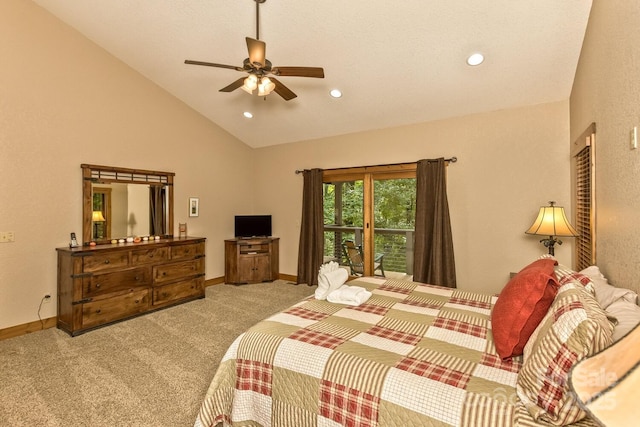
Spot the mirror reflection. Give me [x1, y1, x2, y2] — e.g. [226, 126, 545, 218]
[91, 182, 168, 241]
[82, 164, 174, 245]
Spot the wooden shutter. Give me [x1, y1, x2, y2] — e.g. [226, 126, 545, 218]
[572, 124, 596, 271]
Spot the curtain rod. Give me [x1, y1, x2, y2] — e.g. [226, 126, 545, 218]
[295, 157, 457, 174]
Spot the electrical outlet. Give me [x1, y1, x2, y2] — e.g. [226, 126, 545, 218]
[43, 294, 52, 303]
[0, 232, 15, 243]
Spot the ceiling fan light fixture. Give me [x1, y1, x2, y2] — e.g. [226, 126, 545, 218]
[257, 76, 276, 96]
[242, 74, 259, 93]
[184, 0, 324, 101]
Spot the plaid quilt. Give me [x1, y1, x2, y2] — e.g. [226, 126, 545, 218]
[194, 278, 597, 427]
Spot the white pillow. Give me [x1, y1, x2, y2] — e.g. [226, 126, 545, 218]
[607, 299, 640, 341]
[579, 266, 638, 309]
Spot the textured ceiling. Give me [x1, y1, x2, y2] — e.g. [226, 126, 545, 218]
[32, 0, 592, 148]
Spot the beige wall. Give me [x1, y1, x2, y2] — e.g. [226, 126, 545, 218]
[0, 0, 254, 329]
[253, 100, 573, 295]
[570, 0, 640, 293]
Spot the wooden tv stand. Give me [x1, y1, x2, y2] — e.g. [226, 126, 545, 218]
[224, 237, 279, 285]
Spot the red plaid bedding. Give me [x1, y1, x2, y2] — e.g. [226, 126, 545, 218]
[194, 277, 597, 427]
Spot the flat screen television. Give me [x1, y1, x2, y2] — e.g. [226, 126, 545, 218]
[234, 215, 272, 238]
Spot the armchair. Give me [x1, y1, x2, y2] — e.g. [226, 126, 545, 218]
[341, 240, 385, 277]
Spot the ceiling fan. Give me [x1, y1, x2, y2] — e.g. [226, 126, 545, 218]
[184, 0, 325, 101]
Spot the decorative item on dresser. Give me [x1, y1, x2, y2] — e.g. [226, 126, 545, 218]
[57, 237, 206, 336]
[224, 237, 279, 284]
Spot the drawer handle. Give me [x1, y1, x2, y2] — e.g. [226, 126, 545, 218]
[162, 272, 167, 276]
[95, 283, 101, 288]
[104, 260, 110, 264]
[135, 300, 140, 304]
[149, 254, 154, 258]
[96, 309, 101, 314]
[135, 276, 140, 281]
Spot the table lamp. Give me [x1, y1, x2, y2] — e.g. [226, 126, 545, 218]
[525, 201, 578, 256]
[92, 210, 106, 239]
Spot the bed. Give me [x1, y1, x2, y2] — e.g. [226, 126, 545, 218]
[194, 267, 629, 427]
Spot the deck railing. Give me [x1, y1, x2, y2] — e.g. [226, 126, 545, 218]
[323, 225, 415, 274]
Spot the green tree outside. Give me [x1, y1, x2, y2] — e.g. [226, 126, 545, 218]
[324, 178, 416, 274]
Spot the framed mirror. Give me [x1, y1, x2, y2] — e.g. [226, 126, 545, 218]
[82, 164, 174, 245]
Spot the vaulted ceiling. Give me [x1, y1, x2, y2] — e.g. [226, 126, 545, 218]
[33, 0, 592, 148]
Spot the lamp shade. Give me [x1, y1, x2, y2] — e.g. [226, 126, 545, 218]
[525, 202, 578, 237]
[257, 77, 275, 96]
[241, 74, 258, 94]
[92, 211, 106, 222]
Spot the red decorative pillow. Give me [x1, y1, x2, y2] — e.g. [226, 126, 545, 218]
[492, 259, 559, 359]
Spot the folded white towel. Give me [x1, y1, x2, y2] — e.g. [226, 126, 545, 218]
[327, 285, 372, 306]
[325, 268, 348, 292]
[315, 261, 346, 300]
[315, 273, 330, 300]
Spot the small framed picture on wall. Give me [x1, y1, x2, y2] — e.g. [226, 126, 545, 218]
[189, 197, 199, 217]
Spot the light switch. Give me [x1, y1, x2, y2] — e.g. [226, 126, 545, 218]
[631, 126, 638, 150]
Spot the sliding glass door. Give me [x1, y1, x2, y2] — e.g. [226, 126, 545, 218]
[373, 177, 416, 276]
[323, 165, 416, 277]
[323, 180, 364, 262]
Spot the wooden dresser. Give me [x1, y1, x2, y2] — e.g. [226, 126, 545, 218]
[56, 237, 206, 336]
[224, 237, 279, 285]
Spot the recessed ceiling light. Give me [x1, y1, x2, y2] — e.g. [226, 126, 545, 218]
[466, 53, 485, 66]
[243, 111, 253, 119]
[330, 89, 342, 98]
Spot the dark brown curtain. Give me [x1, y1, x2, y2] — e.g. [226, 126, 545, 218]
[413, 158, 456, 287]
[149, 186, 166, 236]
[296, 168, 324, 286]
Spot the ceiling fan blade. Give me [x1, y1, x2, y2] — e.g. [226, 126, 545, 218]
[219, 78, 246, 93]
[270, 78, 297, 101]
[246, 37, 266, 68]
[272, 66, 325, 78]
[185, 60, 243, 71]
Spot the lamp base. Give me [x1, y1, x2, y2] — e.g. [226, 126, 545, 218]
[540, 236, 562, 256]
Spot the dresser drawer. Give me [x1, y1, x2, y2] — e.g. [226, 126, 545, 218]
[83, 267, 150, 298]
[83, 251, 129, 272]
[153, 277, 204, 306]
[153, 258, 204, 284]
[171, 242, 205, 260]
[131, 247, 169, 265]
[81, 289, 150, 328]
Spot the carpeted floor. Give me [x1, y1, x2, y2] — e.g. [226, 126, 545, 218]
[0, 281, 314, 427]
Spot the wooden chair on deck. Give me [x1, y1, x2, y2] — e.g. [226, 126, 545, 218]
[341, 240, 385, 277]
